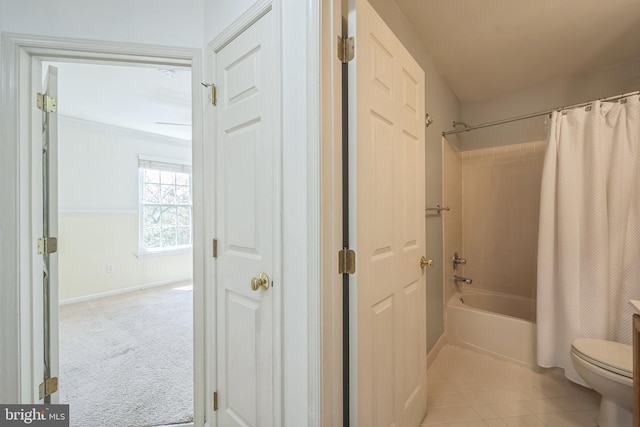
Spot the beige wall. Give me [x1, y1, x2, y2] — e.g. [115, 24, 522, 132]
[59, 214, 192, 302]
[459, 59, 640, 150]
[442, 138, 462, 307]
[58, 117, 193, 302]
[460, 140, 547, 299]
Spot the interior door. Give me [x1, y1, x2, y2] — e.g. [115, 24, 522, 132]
[348, 0, 427, 425]
[215, 10, 278, 427]
[34, 64, 60, 404]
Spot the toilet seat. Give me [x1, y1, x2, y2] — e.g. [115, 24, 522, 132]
[571, 338, 632, 379]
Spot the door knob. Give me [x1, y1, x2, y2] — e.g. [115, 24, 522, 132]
[420, 256, 433, 269]
[250, 272, 270, 291]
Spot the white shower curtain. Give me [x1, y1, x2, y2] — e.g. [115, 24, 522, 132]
[537, 96, 640, 385]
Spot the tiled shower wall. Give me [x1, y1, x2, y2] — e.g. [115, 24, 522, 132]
[461, 140, 547, 299]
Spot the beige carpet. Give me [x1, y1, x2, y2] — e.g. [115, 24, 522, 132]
[58, 282, 193, 427]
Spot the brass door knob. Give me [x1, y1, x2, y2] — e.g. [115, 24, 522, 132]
[420, 256, 434, 269]
[250, 272, 270, 291]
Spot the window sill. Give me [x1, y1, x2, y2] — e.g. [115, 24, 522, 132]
[135, 247, 193, 259]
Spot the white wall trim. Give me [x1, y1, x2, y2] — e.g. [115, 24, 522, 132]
[0, 33, 207, 417]
[138, 154, 192, 168]
[1, 33, 195, 66]
[134, 247, 192, 259]
[0, 32, 23, 404]
[320, 0, 344, 425]
[59, 209, 138, 216]
[208, 0, 273, 52]
[59, 114, 192, 146]
[272, 2, 284, 424]
[201, 29, 217, 427]
[59, 276, 193, 306]
[427, 333, 447, 369]
[306, 0, 322, 426]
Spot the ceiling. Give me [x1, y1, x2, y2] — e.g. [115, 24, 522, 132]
[393, 0, 640, 102]
[45, 0, 640, 136]
[45, 61, 192, 141]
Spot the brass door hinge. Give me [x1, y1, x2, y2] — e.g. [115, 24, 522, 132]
[213, 239, 218, 258]
[37, 237, 58, 255]
[202, 83, 217, 106]
[338, 36, 355, 63]
[37, 93, 57, 113]
[213, 391, 218, 411]
[338, 247, 356, 274]
[39, 377, 58, 400]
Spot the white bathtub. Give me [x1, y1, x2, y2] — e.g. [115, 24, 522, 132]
[446, 289, 537, 366]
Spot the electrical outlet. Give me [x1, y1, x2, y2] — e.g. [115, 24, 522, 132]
[106, 264, 114, 273]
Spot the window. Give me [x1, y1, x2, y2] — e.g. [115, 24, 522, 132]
[139, 157, 192, 253]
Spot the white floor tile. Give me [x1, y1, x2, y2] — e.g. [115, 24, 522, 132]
[500, 415, 546, 426]
[421, 345, 600, 427]
[423, 405, 481, 424]
[518, 399, 550, 414]
[535, 409, 599, 427]
[429, 380, 462, 395]
[428, 392, 467, 408]
[459, 391, 485, 405]
[486, 401, 532, 417]
[445, 422, 478, 427]
[469, 404, 498, 419]
[449, 379, 474, 394]
[466, 421, 493, 427]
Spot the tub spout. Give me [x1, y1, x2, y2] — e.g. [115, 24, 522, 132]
[454, 275, 472, 285]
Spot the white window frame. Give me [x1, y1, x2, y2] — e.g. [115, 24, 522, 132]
[137, 155, 193, 257]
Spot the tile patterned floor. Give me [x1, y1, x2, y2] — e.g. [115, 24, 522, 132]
[421, 345, 601, 426]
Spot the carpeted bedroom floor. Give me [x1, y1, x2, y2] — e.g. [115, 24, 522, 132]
[58, 282, 193, 427]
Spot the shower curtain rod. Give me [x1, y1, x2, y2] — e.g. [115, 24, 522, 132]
[442, 90, 640, 136]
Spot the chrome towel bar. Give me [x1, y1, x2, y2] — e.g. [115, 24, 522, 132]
[425, 205, 450, 214]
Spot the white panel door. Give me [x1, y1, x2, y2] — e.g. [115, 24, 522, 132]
[348, 1, 427, 426]
[215, 10, 278, 427]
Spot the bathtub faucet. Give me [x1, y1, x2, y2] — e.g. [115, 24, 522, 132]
[452, 252, 466, 270]
[454, 275, 472, 285]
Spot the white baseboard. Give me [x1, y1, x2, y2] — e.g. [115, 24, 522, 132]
[427, 333, 447, 369]
[59, 276, 193, 306]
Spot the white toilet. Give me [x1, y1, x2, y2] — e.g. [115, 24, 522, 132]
[570, 338, 633, 427]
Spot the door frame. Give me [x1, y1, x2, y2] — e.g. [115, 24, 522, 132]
[320, 0, 431, 425]
[320, 0, 347, 425]
[0, 33, 208, 424]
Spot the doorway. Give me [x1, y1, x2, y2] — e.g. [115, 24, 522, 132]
[0, 34, 209, 425]
[47, 60, 194, 426]
[3, 4, 291, 422]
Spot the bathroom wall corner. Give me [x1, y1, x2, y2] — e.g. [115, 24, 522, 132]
[442, 137, 463, 314]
